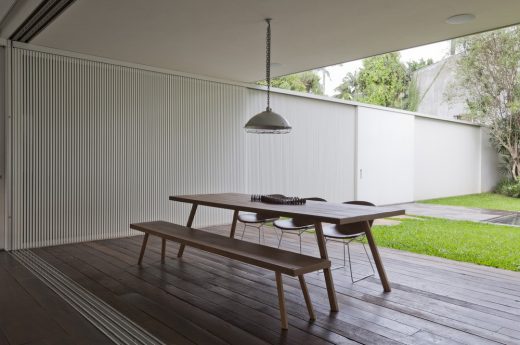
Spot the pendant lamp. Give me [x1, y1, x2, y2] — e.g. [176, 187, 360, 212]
[244, 19, 292, 134]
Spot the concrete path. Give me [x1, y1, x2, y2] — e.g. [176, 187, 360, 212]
[394, 202, 512, 222]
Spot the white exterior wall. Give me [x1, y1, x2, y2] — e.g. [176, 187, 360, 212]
[5, 43, 500, 249]
[246, 90, 356, 202]
[414, 117, 481, 200]
[356, 107, 415, 205]
[480, 128, 501, 192]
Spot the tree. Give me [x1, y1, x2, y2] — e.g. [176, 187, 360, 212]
[258, 71, 324, 95]
[335, 52, 408, 108]
[298, 71, 324, 94]
[406, 58, 434, 74]
[450, 26, 520, 180]
[315, 67, 331, 91]
[334, 71, 359, 101]
[335, 53, 433, 111]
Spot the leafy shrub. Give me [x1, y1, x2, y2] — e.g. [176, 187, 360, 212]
[495, 179, 520, 198]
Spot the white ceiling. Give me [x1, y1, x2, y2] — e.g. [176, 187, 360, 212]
[28, 0, 520, 82]
[0, 0, 16, 27]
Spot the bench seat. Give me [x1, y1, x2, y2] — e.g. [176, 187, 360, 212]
[131, 221, 330, 276]
[130, 220, 330, 329]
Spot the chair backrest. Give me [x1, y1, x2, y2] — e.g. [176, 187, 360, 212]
[269, 194, 286, 198]
[334, 200, 376, 237]
[343, 200, 376, 227]
[257, 194, 286, 218]
[293, 197, 327, 226]
[305, 197, 327, 202]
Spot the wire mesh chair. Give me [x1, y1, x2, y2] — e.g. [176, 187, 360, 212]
[238, 194, 284, 243]
[274, 197, 327, 253]
[238, 212, 279, 243]
[322, 200, 376, 283]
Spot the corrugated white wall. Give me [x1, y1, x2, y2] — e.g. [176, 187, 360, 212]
[246, 90, 356, 202]
[10, 47, 248, 249]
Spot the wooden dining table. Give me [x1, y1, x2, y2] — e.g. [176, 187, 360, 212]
[169, 193, 405, 312]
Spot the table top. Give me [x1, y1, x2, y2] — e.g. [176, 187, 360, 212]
[170, 193, 405, 225]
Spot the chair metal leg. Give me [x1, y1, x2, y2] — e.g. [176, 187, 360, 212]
[362, 242, 376, 275]
[258, 225, 262, 243]
[320, 237, 375, 283]
[343, 240, 346, 267]
[240, 223, 263, 243]
[272, 226, 281, 242]
[346, 241, 354, 283]
[240, 223, 247, 240]
[277, 231, 284, 248]
[324, 238, 348, 271]
[347, 238, 375, 283]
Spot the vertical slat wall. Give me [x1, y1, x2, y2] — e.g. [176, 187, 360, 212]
[245, 89, 357, 202]
[11, 47, 247, 249]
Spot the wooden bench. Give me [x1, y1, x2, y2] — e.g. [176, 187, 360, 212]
[130, 221, 331, 329]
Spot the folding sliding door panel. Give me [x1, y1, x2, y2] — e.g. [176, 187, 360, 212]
[356, 106, 415, 205]
[10, 46, 248, 249]
[0, 47, 4, 250]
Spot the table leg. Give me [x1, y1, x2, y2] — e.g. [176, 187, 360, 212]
[177, 203, 198, 258]
[229, 210, 239, 238]
[138, 233, 149, 265]
[363, 221, 391, 292]
[314, 222, 339, 312]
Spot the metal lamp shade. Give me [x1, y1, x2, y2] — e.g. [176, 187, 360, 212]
[244, 108, 292, 134]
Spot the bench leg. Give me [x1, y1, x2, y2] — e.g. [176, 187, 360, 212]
[275, 272, 288, 330]
[298, 275, 316, 321]
[138, 233, 149, 265]
[161, 239, 166, 264]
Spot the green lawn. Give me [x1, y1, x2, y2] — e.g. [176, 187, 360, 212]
[420, 193, 520, 212]
[370, 216, 520, 271]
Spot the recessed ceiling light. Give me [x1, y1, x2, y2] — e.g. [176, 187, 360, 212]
[446, 13, 476, 25]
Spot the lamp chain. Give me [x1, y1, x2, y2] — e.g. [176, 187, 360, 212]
[266, 18, 271, 110]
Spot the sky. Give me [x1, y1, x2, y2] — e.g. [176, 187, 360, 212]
[321, 40, 452, 96]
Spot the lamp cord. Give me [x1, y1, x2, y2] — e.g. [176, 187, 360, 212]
[266, 18, 271, 110]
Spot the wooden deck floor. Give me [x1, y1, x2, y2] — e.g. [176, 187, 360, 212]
[1, 224, 520, 345]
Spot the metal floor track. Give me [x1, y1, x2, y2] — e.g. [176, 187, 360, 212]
[11, 249, 166, 345]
